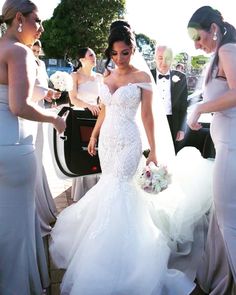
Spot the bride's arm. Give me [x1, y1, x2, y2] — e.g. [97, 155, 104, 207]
[88, 104, 105, 156]
[141, 88, 157, 165]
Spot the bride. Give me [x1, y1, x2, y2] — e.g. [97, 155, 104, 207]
[49, 22, 213, 295]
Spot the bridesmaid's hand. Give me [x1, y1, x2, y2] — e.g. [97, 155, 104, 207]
[45, 89, 61, 102]
[187, 104, 202, 131]
[53, 115, 66, 134]
[88, 137, 97, 156]
[87, 105, 100, 116]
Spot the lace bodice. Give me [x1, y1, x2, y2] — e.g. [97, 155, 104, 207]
[100, 82, 152, 121]
[98, 83, 152, 180]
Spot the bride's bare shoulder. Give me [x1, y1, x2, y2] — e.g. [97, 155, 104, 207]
[134, 69, 152, 83]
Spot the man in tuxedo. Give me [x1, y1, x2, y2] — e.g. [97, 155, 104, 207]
[151, 45, 188, 153]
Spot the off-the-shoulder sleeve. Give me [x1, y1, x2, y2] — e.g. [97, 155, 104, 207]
[135, 82, 153, 92]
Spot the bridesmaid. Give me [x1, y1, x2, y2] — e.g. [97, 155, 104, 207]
[0, 1, 66, 294]
[31, 39, 60, 237]
[187, 6, 236, 294]
[69, 47, 102, 201]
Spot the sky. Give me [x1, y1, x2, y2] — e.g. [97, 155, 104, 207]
[1, 0, 236, 55]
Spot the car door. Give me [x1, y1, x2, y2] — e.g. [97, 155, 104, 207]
[53, 106, 101, 177]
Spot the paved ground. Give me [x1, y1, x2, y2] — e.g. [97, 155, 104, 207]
[45, 187, 73, 295]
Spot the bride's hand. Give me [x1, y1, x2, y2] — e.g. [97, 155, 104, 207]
[88, 137, 97, 156]
[146, 150, 157, 166]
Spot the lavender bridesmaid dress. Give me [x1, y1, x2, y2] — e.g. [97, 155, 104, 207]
[0, 84, 50, 295]
[196, 44, 236, 294]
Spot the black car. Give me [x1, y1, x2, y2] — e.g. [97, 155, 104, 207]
[52, 106, 101, 178]
[183, 89, 215, 159]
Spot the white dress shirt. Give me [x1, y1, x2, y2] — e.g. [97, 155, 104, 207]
[156, 70, 172, 115]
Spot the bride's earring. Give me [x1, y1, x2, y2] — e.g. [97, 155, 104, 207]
[213, 31, 217, 41]
[17, 23, 22, 33]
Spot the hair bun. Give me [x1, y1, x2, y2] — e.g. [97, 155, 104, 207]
[109, 20, 131, 32]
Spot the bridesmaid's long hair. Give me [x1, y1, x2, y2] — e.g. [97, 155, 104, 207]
[187, 6, 236, 83]
[73, 47, 89, 72]
[104, 22, 136, 75]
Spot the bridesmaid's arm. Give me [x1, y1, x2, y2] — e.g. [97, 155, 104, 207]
[88, 104, 105, 156]
[188, 45, 236, 130]
[68, 72, 85, 107]
[32, 83, 49, 102]
[7, 44, 66, 134]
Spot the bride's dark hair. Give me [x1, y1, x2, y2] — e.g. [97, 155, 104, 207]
[104, 21, 136, 74]
[109, 20, 131, 32]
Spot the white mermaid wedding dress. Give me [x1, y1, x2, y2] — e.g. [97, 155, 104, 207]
[49, 82, 213, 295]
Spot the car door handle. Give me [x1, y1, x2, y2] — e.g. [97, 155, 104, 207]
[60, 135, 67, 141]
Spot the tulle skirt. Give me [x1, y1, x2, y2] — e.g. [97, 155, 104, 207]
[49, 147, 213, 295]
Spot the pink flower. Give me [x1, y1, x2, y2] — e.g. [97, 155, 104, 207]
[146, 170, 151, 178]
[137, 162, 171, 195]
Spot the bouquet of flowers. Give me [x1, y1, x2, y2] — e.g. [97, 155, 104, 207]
[49, 71, 73, 92]
[137, 162, 171, 194]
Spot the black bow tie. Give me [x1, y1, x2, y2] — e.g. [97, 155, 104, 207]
[158, 74, 170, 80]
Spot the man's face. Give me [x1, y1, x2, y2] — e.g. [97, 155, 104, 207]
[155, 47, 173, 74]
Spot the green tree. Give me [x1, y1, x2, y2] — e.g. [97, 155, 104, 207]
[135, 33, 156, 68]
[191, 55, 209, 71]
[174, 52, 189, 64]
[0, 23, 6, 37]
[135, 33, 156, 55]
[41, 0, 125, 59]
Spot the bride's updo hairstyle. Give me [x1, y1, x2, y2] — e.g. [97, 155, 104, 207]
[0, 0, 37, 26]
[109, 19, 131, 32]
[104, 20, 136, 74]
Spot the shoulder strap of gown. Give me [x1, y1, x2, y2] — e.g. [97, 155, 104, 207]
[134, 82, 153, 92]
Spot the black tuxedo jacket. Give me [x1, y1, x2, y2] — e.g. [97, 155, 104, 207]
[151, 68, 188, 140]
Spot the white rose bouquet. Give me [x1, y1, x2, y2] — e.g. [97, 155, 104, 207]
[49, 71, 73, 92]
[137, 162, 171, 194]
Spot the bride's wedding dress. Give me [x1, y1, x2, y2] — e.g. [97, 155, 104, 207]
[49, 82, 213, 295]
